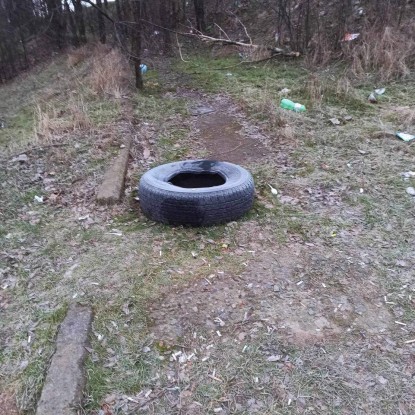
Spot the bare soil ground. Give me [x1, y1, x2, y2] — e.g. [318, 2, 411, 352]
[1, 51, 414, 415]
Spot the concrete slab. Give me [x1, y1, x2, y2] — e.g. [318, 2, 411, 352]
[96, 137, 132, 204]
[36, 304, 93, 415]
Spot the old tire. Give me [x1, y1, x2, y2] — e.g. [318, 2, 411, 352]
[138, 160, 255, 226]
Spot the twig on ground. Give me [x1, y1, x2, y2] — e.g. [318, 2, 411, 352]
[125, 390, 165, 414]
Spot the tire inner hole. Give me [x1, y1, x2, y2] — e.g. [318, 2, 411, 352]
[169, 172, 226, 188]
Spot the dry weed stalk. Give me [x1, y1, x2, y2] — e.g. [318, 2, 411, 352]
[306, 74, 323, 108]
[34, 104, 54, 143]
[34, 96, 91, 142]
[88, 46, 129, 97]
[349, 24, 415, 81]
[67, 45, 90, 67]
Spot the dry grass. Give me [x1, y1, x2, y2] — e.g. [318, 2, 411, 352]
[34, 96, 91, 142]
[385, 105, 415, 131]
[241, 86, 288, 127]
[395, 106, 415, 130]
[242, 45, 273, 62]
[88, 45, 129, 98]
[67, 45, 91, 68]
[348, 23, 415, 81]
[306, 32, 337, 68]
[305, 74, 323, 108]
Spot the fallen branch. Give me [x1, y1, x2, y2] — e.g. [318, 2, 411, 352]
[126, 19, 300, 58]
[196, 31, 299, 57]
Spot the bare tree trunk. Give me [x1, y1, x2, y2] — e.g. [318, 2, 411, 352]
[18, 26, 29, 68]
[45, 0, 66, 48]
[65, 0, 80, 46]
[193, 0, 206, 32]
[96, 0, 106, 43]
[114, 0, 122, 21]
[130, 0, 143, 89]
[159, 0, 171, 52]
[103, 0, 108, 8]
[178, 0, 186, 23]
[72, 0, 87, 44]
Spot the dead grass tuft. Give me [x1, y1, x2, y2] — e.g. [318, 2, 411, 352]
[34, 96, 91, 142]
[244, 45, 273, 62]
[385, 105, 415, 130]
[67, 45, 90, 68]
[305, 74, 323, 108]
[348, 23, 415, 81]
[88, 45, 129, 97]
[306, 32, 336, 68]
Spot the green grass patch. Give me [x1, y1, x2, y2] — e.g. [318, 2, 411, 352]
[0, 106, 35, 148]
[88, 99, 121, 125]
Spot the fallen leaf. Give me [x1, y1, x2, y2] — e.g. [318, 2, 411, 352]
[143, 148, 151, 159]
[122, 303, 130, 315]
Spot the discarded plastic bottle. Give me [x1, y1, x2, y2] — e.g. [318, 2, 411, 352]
[139, 64, 148, 74]
[280, 98, 306, 112]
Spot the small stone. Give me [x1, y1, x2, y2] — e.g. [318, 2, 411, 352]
[273, 285, 280, 292]
[377, 375, 388, 385]
[329, 118, 341, 126]
[104, 394, 117, 404]
[354, 303, 367, 315]
[267, 355, 282, 362]
[406, 187, 415, 196]
[344, 115, 353, 121]
[315, 317, 330, 329]
[142, 346, 151, 353]
[401, 171, 415, 179]
[368, 92, 377, 103]
[190, 105, 215, 116]
[11, 154, 28, 163]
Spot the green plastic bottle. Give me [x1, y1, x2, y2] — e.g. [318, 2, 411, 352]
[280, 98, 306, 112]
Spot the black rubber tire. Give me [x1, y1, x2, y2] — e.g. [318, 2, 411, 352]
[138, 160, 255, 226]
